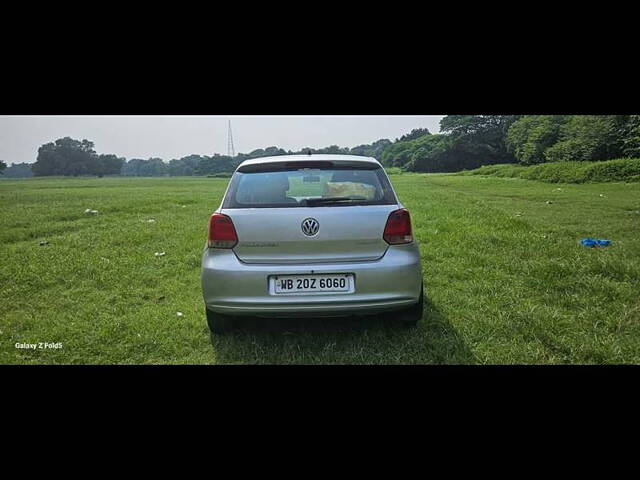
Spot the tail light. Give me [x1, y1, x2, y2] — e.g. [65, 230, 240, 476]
[208, 213, 238, 249]
[383, 208, 413, 245]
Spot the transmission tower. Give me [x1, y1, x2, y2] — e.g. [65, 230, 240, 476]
[227, 119, 235, 157]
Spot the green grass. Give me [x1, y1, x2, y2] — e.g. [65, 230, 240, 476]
[1, 174, 639, 364]
[464, 158, 640, 183]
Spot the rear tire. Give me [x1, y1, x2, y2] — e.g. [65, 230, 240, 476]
[206, 308, 233, 334]
[398, 284, 424, 328]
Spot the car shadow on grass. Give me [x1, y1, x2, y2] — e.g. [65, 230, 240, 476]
[208, 297, 476, 365]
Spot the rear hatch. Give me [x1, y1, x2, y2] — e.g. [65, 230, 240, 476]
[220, 159, 399, 265]
[225, 205, 397, 264]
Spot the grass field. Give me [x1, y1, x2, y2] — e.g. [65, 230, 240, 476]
[2, 174, 639, 364]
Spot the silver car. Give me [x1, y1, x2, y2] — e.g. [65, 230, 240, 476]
[201, 154, 423, 333]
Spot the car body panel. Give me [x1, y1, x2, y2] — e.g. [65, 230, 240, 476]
[201, 243, 422, 317]
[226, 205, 397, 264]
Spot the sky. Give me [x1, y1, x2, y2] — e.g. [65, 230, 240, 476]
[0, 115, 445, 164]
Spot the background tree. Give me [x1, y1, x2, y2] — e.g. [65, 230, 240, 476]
[96, 154, 125, 176]
[544, 115, 625, 162]
[380, 116, 520, 173]
[32, 137, 106, 176]
[381, 140, 415, 168]
[262, 146, 288, 157]
[296, 145, 350, 155]
[398, 128, 430, 142]
[0, 160, 6, 175]
[621, 115, 640, 157]
[121, 158, 168, 176]
[407, 134, 510, 173]
[506, 115, 568, 164]
[349, 139, 392, 159]
[195, 154, 236, 176]
[121, 158, 144, 176]
[440, 115, 520, 164]
[506, 115, 632, 164]
[167, 155, 208, 176]
[2, 162, 33, 178]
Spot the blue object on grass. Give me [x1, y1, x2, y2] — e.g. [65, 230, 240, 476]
[581, 238, 611, 247]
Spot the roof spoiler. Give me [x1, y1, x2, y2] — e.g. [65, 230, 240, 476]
[238, 160, 380, 173]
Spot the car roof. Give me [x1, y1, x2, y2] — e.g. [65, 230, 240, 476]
[237, 154, 381, 170]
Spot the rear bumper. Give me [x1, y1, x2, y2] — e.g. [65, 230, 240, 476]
[201, 243, 422, 317]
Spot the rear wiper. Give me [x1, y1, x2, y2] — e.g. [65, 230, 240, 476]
[305, 196, 366, 206]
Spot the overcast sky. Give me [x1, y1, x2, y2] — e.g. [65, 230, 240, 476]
[0, 116, 444, 164]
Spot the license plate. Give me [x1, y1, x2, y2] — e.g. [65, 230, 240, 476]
[271, 274, 354, 295]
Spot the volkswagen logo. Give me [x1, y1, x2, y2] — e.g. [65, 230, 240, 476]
[301, 218, 320, 237]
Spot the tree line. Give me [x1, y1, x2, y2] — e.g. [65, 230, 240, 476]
[381, 115, 640, 173]
[3, 116, 638, 178]
[119, 140, 394, 177]
[5, 136, 392, 177]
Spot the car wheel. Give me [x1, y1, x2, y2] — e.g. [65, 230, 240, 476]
[398, 284, 424, 328]
[206, 307, 233, 334]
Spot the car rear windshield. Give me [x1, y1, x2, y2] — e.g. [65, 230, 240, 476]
[223, 166, 397, 209]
